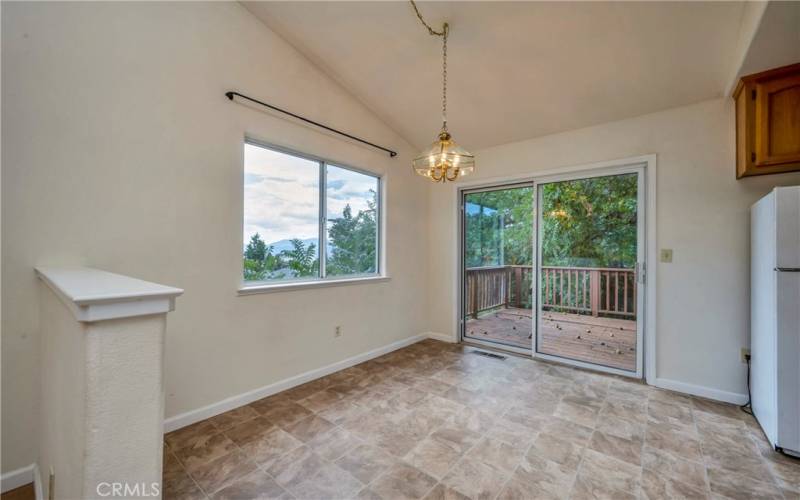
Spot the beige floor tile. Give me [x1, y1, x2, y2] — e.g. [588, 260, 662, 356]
[442, 458, 510, 500]
[238, 427, 303, 469]
[297, 388, 345, 413]
[211, 470, 287, 500]
[249, 393, 296, 415]
[423, 484, 471, 500]
[512, 453, 575, 499]
[600, 397, 647, 424]
[224, 416, 277, 446]
[369, 462, 438, 500]
[163, 465, 204, 500]
[527, 433, 584, 472]
[647, 400, 694, 428]
[588, 430, 642, 466]
[449, 407, 495, 435]
[261, 403, 314, 430]
[570, 475, 637, 500]
[265, 445, 326, 490]
[485, 417, 538, 449]
[166, 420, 220, 452]
[290, 463, 363, 499]
[176, 433, 238, 472]
[431, 425, 482, 455]
[641, 446, 707, 491]
[648, 388, 693, 407]
[542, 417, 594, 446]
[283, 414, 336, 443]
[413, 377, 453, 396]
[316, 398, 369, 426]
[555, 396, 602, 428]
[639, 469, 709, 500]
[307, 426, 363, 461]
[691, 398, 744, 421]
[189, 450, 258, 495]
[208, 406, 260, 432]
[576, 449, 641, 497]
[405, 437, 463, 480]
[335, 444, 398, 484]
[645, 421, 703, 462]
[503, 405, 551, 431]
[707, 467, 783, 500]
[595, 415, 645, 442]
[466, 437, 526, 474]
[371, 421, 426, 458]
[497, 476, 564, 500]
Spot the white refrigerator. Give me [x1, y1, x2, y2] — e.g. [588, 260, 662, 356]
[751, 186, 800, 456]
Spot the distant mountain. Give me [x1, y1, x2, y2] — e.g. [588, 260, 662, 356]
[267, 238, 318, 257]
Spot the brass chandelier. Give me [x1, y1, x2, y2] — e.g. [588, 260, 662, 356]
[410, 1, 475, 182]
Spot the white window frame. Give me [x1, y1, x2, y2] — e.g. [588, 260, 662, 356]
[239, 138, 386, 295]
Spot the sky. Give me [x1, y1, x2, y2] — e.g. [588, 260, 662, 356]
[243, 143, 377, 245]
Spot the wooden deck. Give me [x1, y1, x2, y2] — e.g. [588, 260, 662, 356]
[465, 308, 636, 371]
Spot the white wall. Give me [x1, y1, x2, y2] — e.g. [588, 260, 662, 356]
[1, 2, 429, 474]
[427, 97, 800, 400]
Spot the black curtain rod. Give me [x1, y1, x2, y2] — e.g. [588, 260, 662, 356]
[225, 91, 397, 158]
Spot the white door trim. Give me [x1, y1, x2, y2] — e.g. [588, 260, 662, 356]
[453, 154, 657, 383]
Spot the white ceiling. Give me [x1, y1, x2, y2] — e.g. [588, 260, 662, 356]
[243, 1, 749, 150]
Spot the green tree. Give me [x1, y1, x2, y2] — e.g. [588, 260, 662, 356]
[540, 174, 637, 268]
[327, 191, 377, 276]
[244, 233, 267, 262]
[243, 232, 287, 281]
[464, 187, 533, 268]
[281, 238, 318, 277]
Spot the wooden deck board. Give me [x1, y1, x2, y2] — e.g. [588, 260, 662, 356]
[465, 308, 636, 371]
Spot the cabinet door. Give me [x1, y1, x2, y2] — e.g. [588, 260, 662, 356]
[755, 74, 800, 167]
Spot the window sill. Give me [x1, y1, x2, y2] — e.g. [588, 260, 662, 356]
[237, 275, 390, 296]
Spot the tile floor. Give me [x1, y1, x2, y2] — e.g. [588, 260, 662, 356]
[163, 339, 800, 499]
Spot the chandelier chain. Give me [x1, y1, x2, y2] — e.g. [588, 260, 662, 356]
[409, 0, 445, 37]
[409, 0, 448, 130]
[442, 24, 447, 130]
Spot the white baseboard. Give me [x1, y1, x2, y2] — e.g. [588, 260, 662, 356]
[425, 331, 457, 343]
[164, 334, 427, 433]
[33, 464, 43, 500]
[654, 377, 748, 405]
[1, 464, 34, 494]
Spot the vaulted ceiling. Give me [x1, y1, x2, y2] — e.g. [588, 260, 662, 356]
[243, 1, 750, 150]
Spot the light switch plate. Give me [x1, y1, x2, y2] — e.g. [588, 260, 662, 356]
[660, 249, 673, 263]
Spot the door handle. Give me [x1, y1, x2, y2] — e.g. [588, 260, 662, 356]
[775, 267, 800, 272]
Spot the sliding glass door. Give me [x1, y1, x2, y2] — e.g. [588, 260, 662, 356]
[534, 168, 644, 376]
[461, 184, 534, 352]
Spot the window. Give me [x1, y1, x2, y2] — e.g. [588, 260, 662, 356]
[243, 140, 380, 286]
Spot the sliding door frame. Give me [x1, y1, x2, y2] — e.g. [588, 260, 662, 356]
[453, 155, 657, 383]
[533, 165, 646, 378]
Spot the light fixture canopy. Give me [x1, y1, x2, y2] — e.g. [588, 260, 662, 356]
[410, 2, 474, 183]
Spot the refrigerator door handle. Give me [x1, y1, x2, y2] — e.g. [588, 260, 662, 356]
[775, 267, 800, 272]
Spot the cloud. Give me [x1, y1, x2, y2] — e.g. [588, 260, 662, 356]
[243, 144, 379, 244]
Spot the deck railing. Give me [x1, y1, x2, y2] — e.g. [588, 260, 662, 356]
[465, 265, 636, 319]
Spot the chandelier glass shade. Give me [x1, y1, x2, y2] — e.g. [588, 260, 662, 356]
[412, 130, 475, 182]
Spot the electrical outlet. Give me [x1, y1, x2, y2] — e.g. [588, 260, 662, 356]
[660, 249, 673, 263]
[335, 326, 342, 338]
[741, 347, 751, 363]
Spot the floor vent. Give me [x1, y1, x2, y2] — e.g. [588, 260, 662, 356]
[470, 350, 507, 360]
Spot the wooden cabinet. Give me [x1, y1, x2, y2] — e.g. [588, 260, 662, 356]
[735, 63, 800, 179]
